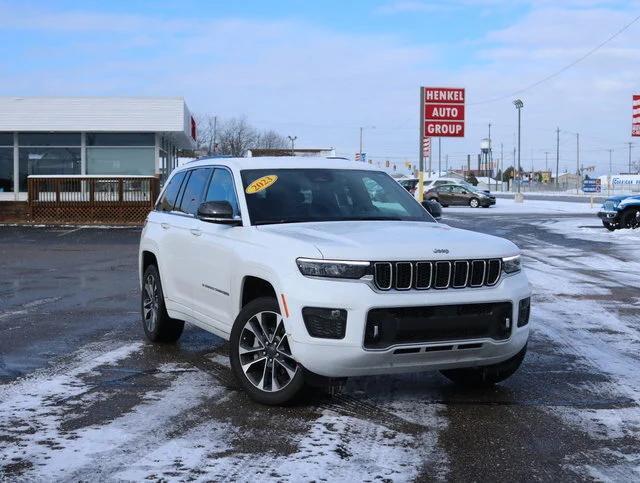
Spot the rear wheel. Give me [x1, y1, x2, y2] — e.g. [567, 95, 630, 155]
[440, 344, 527, 387]
[141, 265, 184, 343]
[622, 208, 640, 229]
[230, 297, 304, 405]
[469, 198, 480, 208]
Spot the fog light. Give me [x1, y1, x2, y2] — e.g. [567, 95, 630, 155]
[302, 307, 347, 339]
[517, 297, 531, 327]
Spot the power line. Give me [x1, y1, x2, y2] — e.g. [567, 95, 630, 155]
[470, 12, 640, 105]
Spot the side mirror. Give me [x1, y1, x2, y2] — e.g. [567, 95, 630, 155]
[197, 201, 241, 225]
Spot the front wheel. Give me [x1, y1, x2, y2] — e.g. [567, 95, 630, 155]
[230, 297, 304, 405]
[622, 208, 640, 229]
[469, 198, 480, 208]
[141, 265, 184, 343]
[440, 344, 527, 387]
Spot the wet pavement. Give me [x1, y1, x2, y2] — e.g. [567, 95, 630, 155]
[1, 213, 639, 481]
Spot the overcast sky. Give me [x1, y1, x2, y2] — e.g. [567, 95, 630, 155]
[1, 0, 639, 175]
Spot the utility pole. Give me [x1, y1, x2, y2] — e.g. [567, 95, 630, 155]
[500, 143, 504, 192]
[556, 127, 560, 190]
[418, 87, 425, 202]
[576, 133, 580, 194]
[513, 99, 523, 200]
[608, 148, 613, 195]
[359, 127, 363, 155]
[545, 152, 548, 171]
[629, 142, 633, 174]
[488, 123, 493, 190]
[287, 135, 297, 155]
[212, 115, 218, 155]
[445, 154, 449, 173]
[438, 138, 442, 176]
[467, 154, 471, 178]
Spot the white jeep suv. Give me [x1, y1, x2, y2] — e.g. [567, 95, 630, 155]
[139, 157, 531, 404]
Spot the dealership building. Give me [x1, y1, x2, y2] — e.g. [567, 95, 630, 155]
[0, 97, 197, 200]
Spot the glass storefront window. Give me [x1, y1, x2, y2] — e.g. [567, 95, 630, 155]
[0, 133, 13, 146]
[0, 148, 12, 192]
[19, 148, 81, 191]
[86, 133, 155, 146]
[19, 132, 80, 146]
[86, 147, 155, 175]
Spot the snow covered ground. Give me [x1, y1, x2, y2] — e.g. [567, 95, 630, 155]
[447, 197, 600, 214]
[1, 218, 639, 481]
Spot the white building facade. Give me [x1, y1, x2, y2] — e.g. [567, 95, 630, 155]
[0, 97, 197, 200]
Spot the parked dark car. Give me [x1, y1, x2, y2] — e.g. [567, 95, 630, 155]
[421, 199, 442, 219]
[425, 184, 495, 208]
[598, 194, 640, 230]
[398, 178, 419, 194]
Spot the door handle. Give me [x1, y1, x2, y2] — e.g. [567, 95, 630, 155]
[190, 229, 202, 237]
[161, 223, 170, 230]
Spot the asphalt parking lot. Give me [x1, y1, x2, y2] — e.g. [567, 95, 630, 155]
[1, 211, 639, 481]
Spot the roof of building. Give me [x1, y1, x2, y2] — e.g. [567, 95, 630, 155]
[181, 156, 381, 172]
[0, 96, 196, 149]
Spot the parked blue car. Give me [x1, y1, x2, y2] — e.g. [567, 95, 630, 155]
[598, 194, 640, 230]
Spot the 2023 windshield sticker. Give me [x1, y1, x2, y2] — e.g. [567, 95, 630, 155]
[245, 175, 278, 194]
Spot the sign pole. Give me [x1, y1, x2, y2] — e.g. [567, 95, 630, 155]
[418, 87, 425, 202]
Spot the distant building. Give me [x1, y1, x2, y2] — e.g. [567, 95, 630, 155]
[246, 147, 335, 158]
[0, 96, 197, 200]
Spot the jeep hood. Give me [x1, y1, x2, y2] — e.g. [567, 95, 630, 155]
[257, 221, 519, 260]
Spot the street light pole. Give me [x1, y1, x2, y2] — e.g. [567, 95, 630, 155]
[513, 99, 524, 201]
[287, 136, 297, 155]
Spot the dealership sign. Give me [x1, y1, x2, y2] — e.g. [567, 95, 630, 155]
[633, 95, 640, 137]
[582, 178, 601, 193]
[423, 87, 465, 137]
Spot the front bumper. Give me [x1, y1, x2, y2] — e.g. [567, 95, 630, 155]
[597, 210, 620, 223]
[282, 271, 531, 377]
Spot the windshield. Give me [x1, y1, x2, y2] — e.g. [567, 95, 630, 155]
[241, 169, 435, 225]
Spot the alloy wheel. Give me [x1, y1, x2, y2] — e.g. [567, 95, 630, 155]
[143, 273, 159, 333]
[238, 311, 298, 392]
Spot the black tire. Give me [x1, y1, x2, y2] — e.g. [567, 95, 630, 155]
[622, 208, 640, 229]
[141, 265, 184, 343]
[469, 197, 480, 208]
[602, 221, 616, 231]
[230, 297, 305, 405]
[440, 344, 527, 387]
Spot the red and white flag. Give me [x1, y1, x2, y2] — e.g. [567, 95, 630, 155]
[422, 137, 432, 158]
[633, 95, 640, 137]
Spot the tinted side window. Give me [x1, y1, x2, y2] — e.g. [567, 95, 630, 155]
[204, 168, 240, 216]
[177, 168, 212, 215]
[157, 171, 186, 212]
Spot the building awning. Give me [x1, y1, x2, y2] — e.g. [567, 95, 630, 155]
[0, 96, 196, 149]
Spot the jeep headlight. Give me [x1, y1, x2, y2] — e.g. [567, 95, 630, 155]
[502, 255, 521, 274]
[296, 258, 370, 279]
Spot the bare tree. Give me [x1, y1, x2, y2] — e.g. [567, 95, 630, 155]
[194, 113, 217, 155]
[217, 117, 259, 157]
[256, 130, 288, 149]
[194, 115, 288, 157]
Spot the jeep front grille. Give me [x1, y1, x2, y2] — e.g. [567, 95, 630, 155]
[373, 259, 501, 291]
